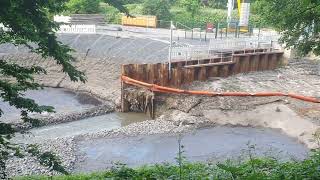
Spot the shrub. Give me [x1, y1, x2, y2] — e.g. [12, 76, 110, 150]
[142, 0, 172, 21]
[66, 0, 101, 14]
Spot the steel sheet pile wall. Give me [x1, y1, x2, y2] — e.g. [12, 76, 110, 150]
[121, 51, 284, 88]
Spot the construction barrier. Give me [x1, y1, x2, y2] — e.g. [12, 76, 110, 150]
[122, 51, 284, 88]
[121, 15, 157, 28]
[121, 75, 320, 103]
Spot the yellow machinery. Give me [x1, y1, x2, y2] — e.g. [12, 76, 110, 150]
[121, 15, 157, 28]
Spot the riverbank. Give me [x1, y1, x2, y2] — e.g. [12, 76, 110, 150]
[1, 35, 319, 177]
[15, 147, 320, 180]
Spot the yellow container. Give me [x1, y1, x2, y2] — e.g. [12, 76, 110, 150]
[121, 15, 157, 28]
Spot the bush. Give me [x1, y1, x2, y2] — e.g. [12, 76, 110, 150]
[15, 150, 320, 180]
[207, 0, 228, 9]
[142, 0, 171, 21]
[66, 0, 101, 14]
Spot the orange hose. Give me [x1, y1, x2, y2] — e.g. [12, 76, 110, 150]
[185, 90, 218, 96]
[153, 84, 185, 93]
[288, 93, 320, 103]
[121, 76, 153, 88]
[222, 92, 252, 96]
[253, 92, 287, 97]
[121, 75, 320, 103]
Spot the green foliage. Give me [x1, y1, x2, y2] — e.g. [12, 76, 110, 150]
[207, 0, 228, 9]
[142, 0, 172, 21]
[118, 0, 144, 4]
[111, 2, 262, 29]
[179, 0, 201, 18]
[100, 3, 122, 24]
[172, 6, 236, 29]
[66, 0, 101, 14]
[0, 0, 85, 177]
[255, 0, 320, 56]
[0, 0, 126, 178]
[15, 149, 320, 179]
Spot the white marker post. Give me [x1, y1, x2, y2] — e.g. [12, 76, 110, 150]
[227, 0, 234, 27]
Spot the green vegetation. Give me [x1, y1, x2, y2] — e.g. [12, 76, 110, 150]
[66, 0, 101, 14]
[101, 1, 262, 29]
[15, 149, 320, 179]
[255, 0, 320, 56]
[142, 0, 171, 21]
[179, 0, 201, 18]
[0, 0, 126, 178]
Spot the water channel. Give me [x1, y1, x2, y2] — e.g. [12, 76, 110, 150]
[0, 88, 310, 172]
[74, 127, 308, 172]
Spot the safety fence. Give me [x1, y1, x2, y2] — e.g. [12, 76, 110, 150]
[122, 50, 284, 88]
[171, 36, 280, 61]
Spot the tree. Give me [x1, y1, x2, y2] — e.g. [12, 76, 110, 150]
[255, 0, 320, 56]
[0, 0, 127, 178]
[142, 0, 172, 21]
[180, 0, 201, 18]
[66, 0, 101, 14]
[207, 0, 227, 9]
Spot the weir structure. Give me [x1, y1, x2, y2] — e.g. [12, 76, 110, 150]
[120, 48, 286, 118]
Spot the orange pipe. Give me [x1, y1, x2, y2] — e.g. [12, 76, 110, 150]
[122, 76, 153, 88]
[153, 84, 185, 93]
[185, 90, 218, 96]
[222, 92, 252, 96]
[253, 92, 287, 97]
[288, 93, 320, 103]
[121, 75, 320, 103]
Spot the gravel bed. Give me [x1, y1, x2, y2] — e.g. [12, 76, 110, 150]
[6, 138, 76, 178]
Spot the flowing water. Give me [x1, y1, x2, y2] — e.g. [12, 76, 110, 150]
[6, 88, 149, 143]
[13, 112, 149, 143]
[75, 127, 309, 172]
[0, 88, 100, 122]
[0, 88, 310, 173]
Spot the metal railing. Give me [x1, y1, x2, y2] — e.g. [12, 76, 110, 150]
[171, 36, 281, 61]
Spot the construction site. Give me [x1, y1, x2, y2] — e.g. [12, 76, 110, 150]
[0, 0, 320, 178]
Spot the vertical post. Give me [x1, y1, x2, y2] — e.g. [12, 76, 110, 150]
[168, 21, 173, 79]
[185, 29, 187, 39]
[121, 65, 126, 112]
[205, 31, 207, 41]
[258, 27, 261, 42]
[237, 24, 240, 38]
[215, 23, 219, 39]
[121, 78, 124, 112]
[191, 29, 194, 39]
[227, 0, 234, 25]
[226, 26, 228, 37]
[235, 23, 237, 37]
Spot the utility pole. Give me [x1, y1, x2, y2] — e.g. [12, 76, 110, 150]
[227, 0, 234, 27]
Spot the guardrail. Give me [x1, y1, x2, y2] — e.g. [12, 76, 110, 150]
[171, 37, 281, 61]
